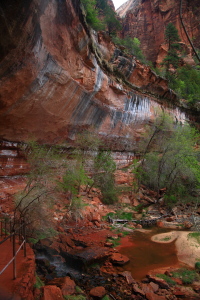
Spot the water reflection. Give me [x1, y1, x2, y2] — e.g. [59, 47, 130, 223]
[116, 229, 179, 280]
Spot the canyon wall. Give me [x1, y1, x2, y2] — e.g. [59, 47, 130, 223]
[118, 0, 200, 64]
[0, 0, 185, 152]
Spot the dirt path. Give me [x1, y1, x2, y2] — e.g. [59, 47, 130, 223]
[0, 238, 35, 299]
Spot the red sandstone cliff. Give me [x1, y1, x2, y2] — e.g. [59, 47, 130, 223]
[0, 0, 185, 149]
[118, 0, 200, 65]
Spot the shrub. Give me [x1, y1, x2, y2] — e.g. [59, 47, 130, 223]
[188, 232, 200, 244]
[34, 275, 45, 289]
[156, 274, 176, 285]
[112, 36, 148, 64]
[94, 151, 118, 204]
[195, 262, 200, 270]
[172, 268, 199, 284]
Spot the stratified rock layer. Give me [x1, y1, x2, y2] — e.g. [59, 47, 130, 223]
[0, 0, 185, 149]
[119, 0, 200, 64]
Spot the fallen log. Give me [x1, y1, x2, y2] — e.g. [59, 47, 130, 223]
[108, 214, 170, 227]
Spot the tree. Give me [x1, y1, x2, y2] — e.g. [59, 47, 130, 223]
[81, 0, 121, 34]
[81, 0, 104, 31]
[94, 150, 117, 204]
[14, 141, 64, 236]
[162, 23, 181, 69]
[133, 112, 200, 205]
[169, 65, 200, 105]
[57, 161, 92, 221]
[104, 6, 121, 35]
[112, 36, 147, 64]
[96, 0, 121, 35]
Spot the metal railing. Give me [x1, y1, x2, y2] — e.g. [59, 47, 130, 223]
[0, 218, 26, 279]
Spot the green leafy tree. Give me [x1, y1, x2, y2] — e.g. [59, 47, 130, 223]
[134, 113, 200, 205]
[81, 0, 104, 31]
[57, 162, 92, 201]
[162, 23, 181, 69]
[81, 0, 121, 34]
[57, 161, 92, 221]
[112, 36, 147, 64]
[169, 65, 200, 104]
[104, 7, 121, 35]
[94, 150, 117, 204]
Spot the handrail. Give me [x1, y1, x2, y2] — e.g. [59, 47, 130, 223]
[0, 232, 14, 245]
[0, 219, 26, 279]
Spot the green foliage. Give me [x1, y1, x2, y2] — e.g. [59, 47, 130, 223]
[112, 36, 147, 64]
[34, 228, 58, 240]
[162, 23, 181, 69]
[58, 162, 92, 220]
[163, 194, 177, 207]
[188, 232, 200, 244]
[94, 150, 118, 204]
[75, 130, 101, 152]
[34, 275, 45, 289]
[28, 237, 38, 244]
[57, 162, 92, 197]
[172, 268, 199, 284]
[134, 112, 200, 203]
[107, 236, 121, 247]
[104, 9, 121, 35]
[64, 296, 87, 300]
[101, 295, 110, 300]
[81, 0, 121, 34]
[195, 261, 200, 270]
[156, 274, 176, 285]
[165, 23, 180, 48]
[81, 0, 104, 31]
[169, 65, 200, 104]
[75, 286, 84, 293]
[105, 211, 133, 220]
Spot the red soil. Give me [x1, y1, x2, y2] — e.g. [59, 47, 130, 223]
[0, 237, 35, 299]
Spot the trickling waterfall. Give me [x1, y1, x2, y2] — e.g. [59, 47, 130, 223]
[93, 61, 104, 93]
[110, 92, 187, 129]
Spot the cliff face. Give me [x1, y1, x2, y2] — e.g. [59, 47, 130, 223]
[0, 0, 185, 150]
[118, 0, 200, 64]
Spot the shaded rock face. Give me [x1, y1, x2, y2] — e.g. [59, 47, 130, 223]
[0, 141, 29, 176]
[0, 0, 185, 149]
[119, 0, 200, 64]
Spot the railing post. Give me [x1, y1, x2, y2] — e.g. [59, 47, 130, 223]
[18, 220, 22, 245]
[23, 223, 26, 257]
[0, 220, 2, 238]
[13, 230, 16, 280]
[10, 220, 12, 241]
[4, 219, 6, 238]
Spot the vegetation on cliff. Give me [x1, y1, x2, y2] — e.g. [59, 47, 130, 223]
[112, 35, 147, 64]
[160, 23, 200, 106]
[81, 0, 121, 33]
[162, 23, 181, 70]
[133, 112, 200, 206]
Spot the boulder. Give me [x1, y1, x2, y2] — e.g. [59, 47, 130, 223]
[61, 276, 76, 296]
[89, 286, 106, 298]
[110, 253, 130, 265]
[120, 271, 135, 284]
[43, 285, 63, 300]
[146, 292, 166, 300]
[147, 275, 170, 290]
[132, 284, 145, 296]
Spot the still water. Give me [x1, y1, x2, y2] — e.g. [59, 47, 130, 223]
[116, 229, 179, 280]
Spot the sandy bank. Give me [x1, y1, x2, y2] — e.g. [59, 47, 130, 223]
[151, 231, 200, 267]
